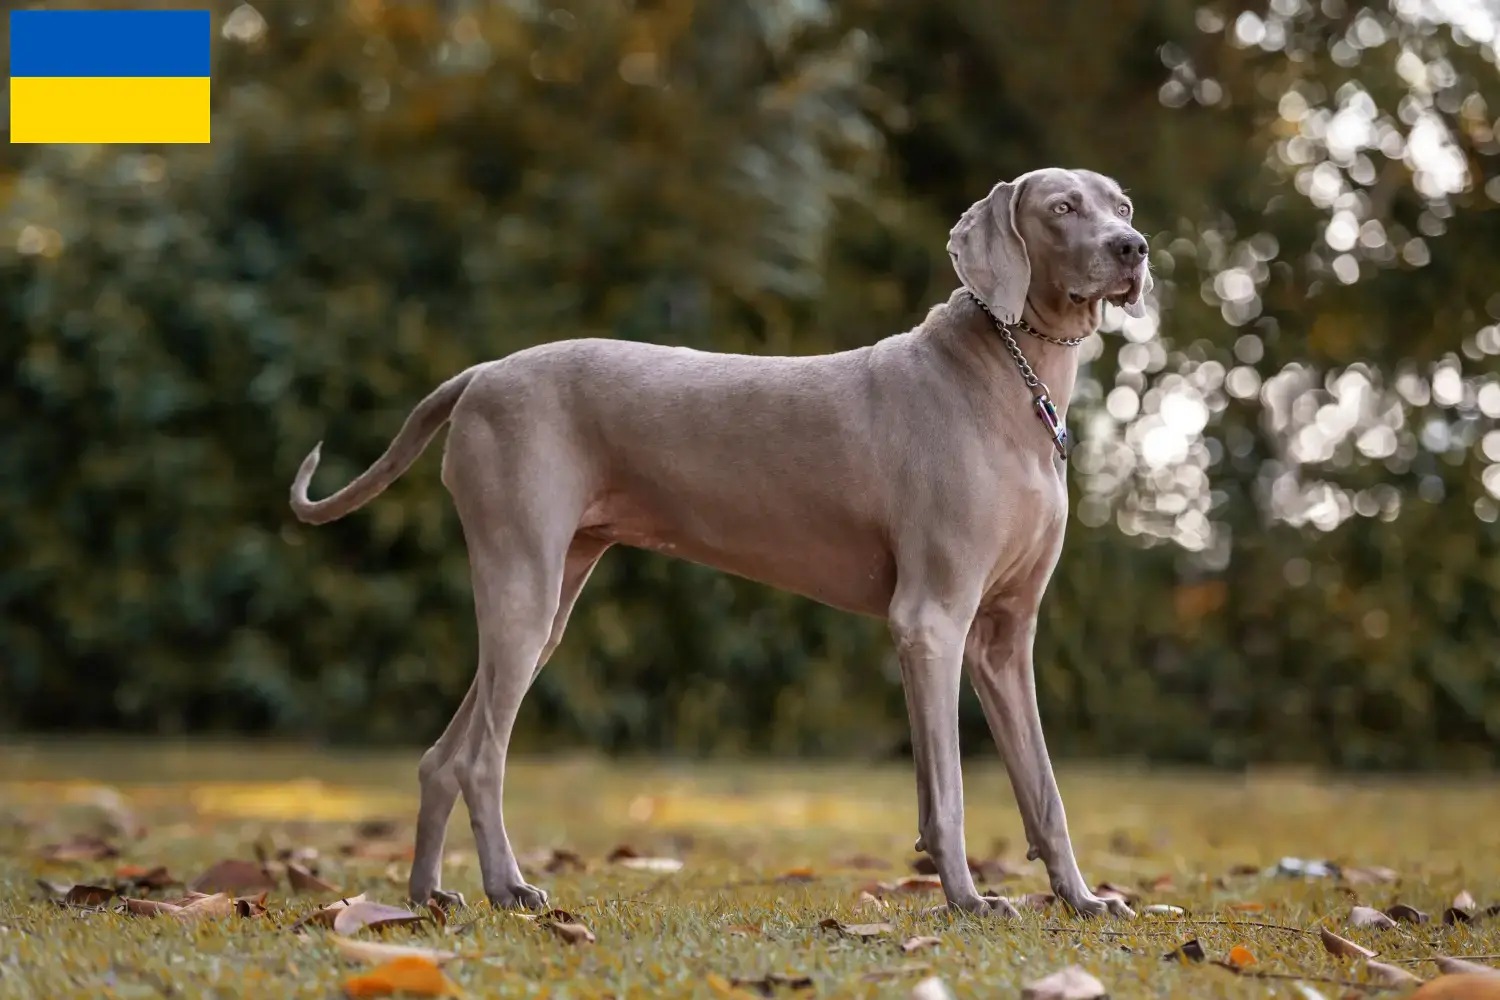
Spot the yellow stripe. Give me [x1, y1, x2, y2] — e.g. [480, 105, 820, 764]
[10, 77, 209, 144]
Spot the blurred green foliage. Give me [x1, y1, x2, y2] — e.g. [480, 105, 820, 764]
[4, 0, 1500, 768]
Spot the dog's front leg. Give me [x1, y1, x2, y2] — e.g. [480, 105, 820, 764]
[966, 605, 1133, 919]
[891, 589, 1018, 918]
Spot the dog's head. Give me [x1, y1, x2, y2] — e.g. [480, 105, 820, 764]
[946, 167, 1151, 325]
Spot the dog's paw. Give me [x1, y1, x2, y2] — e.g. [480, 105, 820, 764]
[486, 882, 549, 911]
[428, 889, 467, 910]
[1060, 889, 1134, 920]
[949, 893, 1020, 918]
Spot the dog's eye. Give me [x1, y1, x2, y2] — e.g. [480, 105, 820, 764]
[1052, 202, 1071, 215]
[1117, 204, 1132, 218]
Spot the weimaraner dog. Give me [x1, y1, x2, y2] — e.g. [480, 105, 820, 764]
[290, 167, 1150, 919]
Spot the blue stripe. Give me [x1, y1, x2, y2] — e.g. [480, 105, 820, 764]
[9, 10, 210, 78]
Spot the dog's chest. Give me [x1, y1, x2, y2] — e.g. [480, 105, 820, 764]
[977, 462, 1068, 594]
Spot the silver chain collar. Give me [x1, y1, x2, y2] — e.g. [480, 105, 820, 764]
[963, 289, 1080, 460]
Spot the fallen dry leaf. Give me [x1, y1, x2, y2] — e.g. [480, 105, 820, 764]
[1227, 901, 1265, 913]
[235, 892, 269, 918]
[38, 835, 118, 863]
[290, 893, 369, 933]
[189, 859, 277, 895]
[333, 901, 427, 935]
[425, 900, 447, 929]
[616, 856, 684, 873]
[777, 867, 817, 883]
[893, 875, 943, 894]
[542, 848, 587, 874]
[342, 955, 463, 998]
[1457, 891, 1480, 910]
[331, 935, 459, 966]
[854, 891, 888, 915]
[544, 920, 596, 945]
[909, 977, 956, 1000]
[1162, 939, 1205, 963]
[725, 923, 761, 937]
[1447, 907, 1476, 926]
[177, 892, 236, 921]
[1021, 965, 1107, 1000]
[834, 853, 890, 871]
[730, 972, 813, 993]
[121, 897, 184, 918]
[1227, 946, 1257, 969]
[56, 884, 115, 908]
[1365, 960, 1422, 987]
[287, 862, 340, 894]
[113, 864, 177, 891]
[902, 936, 941, 954]
[1409, 975, 1500, 1000]
[1350, 905, 1398, 930]
[1226, 863, 1261, 876]
[1435, 958, 1500, 977]
[819, 917, 893, 939]
[1320, 926, 1377, 959]
[1143, 904, 1186, 917]
[1388, 903, 1431, 924]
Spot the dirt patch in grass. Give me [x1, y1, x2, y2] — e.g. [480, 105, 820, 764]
[2, 744, 1499, 997]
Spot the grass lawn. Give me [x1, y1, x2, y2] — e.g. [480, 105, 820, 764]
[2, 741, 1499, 998]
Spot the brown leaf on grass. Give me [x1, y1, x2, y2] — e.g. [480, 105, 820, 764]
[729, 972, 814, 994]
[1094, 882, 1140, 905]
[854, 891, 888, 915]
[113, 865, 178, 891]
[121, 897, 184, 917]
[604, 844, 639, 862]
[1365, 961, 1422, 987]
[1388, 903, 1431, 924]
[333, 901, 427, 935]
[1320, 926, 1377, 959]
[287, 862, 339, 894]
[1227, 946, 1257, 969]
[189, 859, 277, 895]
[902, 936, 941, 954]
[1021, 965, 1107, 1000]
[1143, 904, 1186, 917]
[725, 923, 762, 937]
[331, 935, 459, 966]
[777, 867, 817, 883]
[544, 920, 596, 945]
[235, 892, 269, 918]
[1446, 907, 1476, 926]
[1227, 901, 1265, 913]
[289, 894, 368, 933]
[819, 917, 893, 939]
[425, 901, 447, 929]
[1350, 906, 1398, 930]
[892, 875, 943, 894]
[342, 955, 463, 998]
[38, 835, 118, 863]
[1434, 958, 1500, 977]
[177, 892, 236, 921]
[1161, 939, 1206, 963]
[1226, 863, 1261, 876]
[161, 891, 212, 906]
[1410, 975, 1500, 999]
[833, 853, 890, 871]
[1342, 866, 1400, 886]
[1456, 891, 1480, 910]
[60, 884, 115, 908]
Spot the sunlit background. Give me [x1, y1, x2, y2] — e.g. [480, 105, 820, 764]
[4, 0, 1500, 772]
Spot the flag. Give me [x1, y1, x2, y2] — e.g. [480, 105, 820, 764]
[9, 9, 211, 144]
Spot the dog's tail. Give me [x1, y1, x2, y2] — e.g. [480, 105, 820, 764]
[289, 365, 483, 526]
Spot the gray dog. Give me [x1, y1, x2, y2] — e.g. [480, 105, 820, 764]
[290, 167, 1149, 919]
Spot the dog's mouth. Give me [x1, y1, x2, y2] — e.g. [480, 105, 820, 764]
[1105, 271, 1144, 309]
[1068, 292, 1087, 305]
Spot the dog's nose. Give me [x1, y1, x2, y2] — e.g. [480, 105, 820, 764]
[1113, 232, 1148, 263]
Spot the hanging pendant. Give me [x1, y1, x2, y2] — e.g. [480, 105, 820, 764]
[1032, 392, 1069, 461]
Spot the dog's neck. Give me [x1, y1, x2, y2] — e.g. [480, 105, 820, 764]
[942, 286, 1093, 420]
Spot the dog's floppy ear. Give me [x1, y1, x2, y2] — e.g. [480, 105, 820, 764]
[1123, 263, 1153, 319]
[947, 179, 1029, 325]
